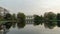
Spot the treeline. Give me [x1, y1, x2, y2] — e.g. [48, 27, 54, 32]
[0, 11, 60, 22]
[33, 12, 60, 26]
[0, 7, 25, 23]
[34, 12, 57, 22]
[0, 12, 25, 23]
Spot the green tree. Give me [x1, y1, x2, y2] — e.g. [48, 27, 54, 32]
[11, 13, 17, 22]
[33, 15, 43, 25]
[4, 13, 12, 20]
[17, 12, 26, 23]
[57, 13, 60, 27]
[44, 12, 56, 21]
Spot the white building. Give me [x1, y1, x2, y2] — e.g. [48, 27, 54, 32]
[25, 15, 34, 24]
[0, 7, 9, 16]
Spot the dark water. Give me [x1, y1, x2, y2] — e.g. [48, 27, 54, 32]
[0, 21, 60, 34]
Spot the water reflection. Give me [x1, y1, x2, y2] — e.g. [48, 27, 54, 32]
[12, 22, 16, 28]
[34, 21, 43, 26]
[17, 22, 25, 29]
[0, 21, 26, 34]
[1, 20, 60, 34]
[44, 21, 57, 29]
[57, 21, 60, 27]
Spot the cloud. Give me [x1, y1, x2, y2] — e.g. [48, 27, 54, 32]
[0, 0, 60, 15]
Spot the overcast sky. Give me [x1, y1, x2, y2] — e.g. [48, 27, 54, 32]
[0, 0, 60, 15]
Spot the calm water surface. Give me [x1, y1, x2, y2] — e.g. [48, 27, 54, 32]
[5, 24, 60, 34]
[0, 21, 60, 34]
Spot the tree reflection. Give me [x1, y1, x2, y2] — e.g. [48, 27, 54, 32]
[0, 21, 26, 34]
[44, 21, 57, 29]
[34, 21, 43, 26]
[3, 22, 12, 29]
[12, 22, 16, 28]
[0, 25, 3, 30]
[57, 21, 60, 27]
[4, 21, 26, 29]
[17, 22, 26, 29]
[0, 22, 12, 34]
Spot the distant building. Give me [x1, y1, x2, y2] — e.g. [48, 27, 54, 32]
[0, 7, 9, 16]
[26, 15, 34, 20]
[25, 15, 34, 24]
